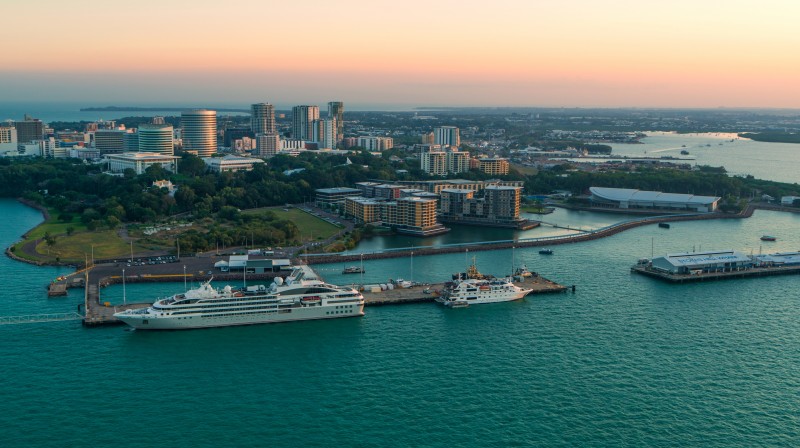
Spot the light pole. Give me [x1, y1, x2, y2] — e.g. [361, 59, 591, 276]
[91, 244, 94, 267]
[184, 265, 187, 290]
[122, 268, 127, 305]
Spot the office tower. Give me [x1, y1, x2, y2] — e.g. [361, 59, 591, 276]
[434, 126, 460, 148]
[181, 109, 217, 157]
[251, 103, 276, 135]
[223, 127, 254, 148]
[14, 116, 45, 143]
[291, 105, 319, 141]
[256, 133, 281, 158]
[327, 101, 344, 142]
[123, 131, 139, 151]
[94, 129, 126, 153]
[138, 124, 174, 155]
[312, 118, 337, 149]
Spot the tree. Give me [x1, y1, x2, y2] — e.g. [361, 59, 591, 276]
[66, 226, 75, 236]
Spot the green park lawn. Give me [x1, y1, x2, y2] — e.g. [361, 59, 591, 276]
[243, 206, 341, 242]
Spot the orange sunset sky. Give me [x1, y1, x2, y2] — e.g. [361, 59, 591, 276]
[1, 0, 799, 108]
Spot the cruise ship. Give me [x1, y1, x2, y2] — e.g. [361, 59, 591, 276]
[114, 266, 364, 330]
[436, 277, 533, 308]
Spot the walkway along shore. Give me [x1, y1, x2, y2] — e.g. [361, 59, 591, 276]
[300, 206, 758, 264]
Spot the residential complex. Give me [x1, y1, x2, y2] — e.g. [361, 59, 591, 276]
[251, 103, 276, 135]
[477, 158, 510, 175]
[327, 102, 344, 142]
[292, 105, 320, 141]
[434, 126, 460, 148]
[255, 133, 281, 158]
[356, 136, 393, 151]
[439, 185, 532, 228]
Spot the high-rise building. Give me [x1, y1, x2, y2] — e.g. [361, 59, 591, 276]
[434, 126, 460, 148]
[152, 116, 166, 125]
[181, 109, 217, 157]
[14, 116, 44, 144]
[0, 126, 18, 153]
[292, 105, 319, 141]
[312, 118, 337, 149]
[94, 130, 126, 153]
[256, 133, 281, 158]
[478, 158, 510, 175]
[447, 149, 470, 174]
[138, 124, 174, 155]
[123, 132, 139, 151]
[327, 101, 344, 142]
[421, 150, 447, 176]
[251, 103, 276, 135]
[357, 136, 394, 151]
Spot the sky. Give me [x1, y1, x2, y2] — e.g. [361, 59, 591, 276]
[1, 0, 799, 109]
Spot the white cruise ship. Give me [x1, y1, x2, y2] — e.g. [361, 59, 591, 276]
[436, 277, 533, 308]
[114, 266, 364, 330]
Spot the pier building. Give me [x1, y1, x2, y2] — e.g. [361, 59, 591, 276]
[649, 250, 752, 275]
[589, 187, 721, 212]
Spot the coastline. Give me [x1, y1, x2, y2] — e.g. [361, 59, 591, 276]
[4, 198, 50, 266]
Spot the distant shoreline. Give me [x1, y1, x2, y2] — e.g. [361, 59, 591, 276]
[80, 106, 250, 113]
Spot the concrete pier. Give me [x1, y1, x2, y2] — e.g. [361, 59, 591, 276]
[631, 264, 800, 283]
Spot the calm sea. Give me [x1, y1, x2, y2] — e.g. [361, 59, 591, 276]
[2, 198, 799, 447]
[605, 132, 800, 184]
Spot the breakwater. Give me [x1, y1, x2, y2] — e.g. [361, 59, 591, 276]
[302, 207, 755, 264]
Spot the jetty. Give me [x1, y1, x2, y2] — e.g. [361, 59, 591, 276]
[362, 275, 566, 306]
[631, 264, 800, 283]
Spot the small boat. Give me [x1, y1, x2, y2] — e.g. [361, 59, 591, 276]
[680, 150, 690, 155]
[342, 266, 364, 274]
[539, 249, 553, 255]
[658, 223, 671, 229]
[760, 235, 776, 242]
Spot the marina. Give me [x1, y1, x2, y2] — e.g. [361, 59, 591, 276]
[3, 199, 800, 447]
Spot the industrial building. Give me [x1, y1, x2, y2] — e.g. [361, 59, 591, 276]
[754, 252, 800, 267]
[215, 255, 291, 273]
[589, 187, 721, 212]
[649, 250, 753, 274]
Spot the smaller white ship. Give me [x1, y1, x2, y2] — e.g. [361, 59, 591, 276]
[437, 277, 533, 307]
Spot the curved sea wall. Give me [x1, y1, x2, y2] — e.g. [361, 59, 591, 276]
[302, 207, 755, 265]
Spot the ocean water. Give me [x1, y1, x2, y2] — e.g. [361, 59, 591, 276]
[2, 198, 799, 447]
[607, 132, 800, 184]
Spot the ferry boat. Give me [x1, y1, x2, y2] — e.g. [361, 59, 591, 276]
[114, 266, 364, 330]
[342, 266, 364, 274]
[437, 277, 533, 307]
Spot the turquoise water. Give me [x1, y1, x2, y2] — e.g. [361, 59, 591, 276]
[609, 132, 800, 184]
[2, 198, 800, 447]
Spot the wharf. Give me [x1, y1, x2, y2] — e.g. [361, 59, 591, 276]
[362, 275, 567, 306]
[47, 283, 67, 296]
[631, 265, 800, 283]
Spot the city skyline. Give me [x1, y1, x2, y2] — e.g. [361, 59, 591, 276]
[1, 0, 799, 108]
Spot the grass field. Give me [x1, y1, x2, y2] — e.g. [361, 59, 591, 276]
[25, 207, 88, 240]
[32, 230, 143, 262]
[244, 207, 340, 241]
[13, 206, 147, 263]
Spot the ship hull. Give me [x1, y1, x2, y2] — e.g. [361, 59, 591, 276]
[116, 304, 364, 330]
